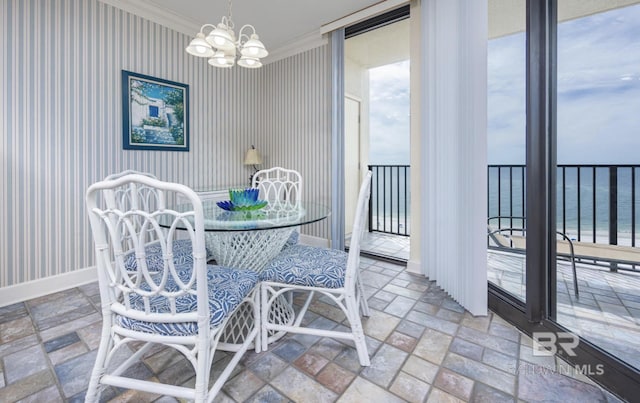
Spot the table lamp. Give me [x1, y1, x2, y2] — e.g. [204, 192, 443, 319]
[244, 145, 263, 185]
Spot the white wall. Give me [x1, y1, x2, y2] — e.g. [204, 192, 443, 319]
[0, 0, 332, 302]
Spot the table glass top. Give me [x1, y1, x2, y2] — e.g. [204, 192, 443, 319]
[170, 201, 330, 232]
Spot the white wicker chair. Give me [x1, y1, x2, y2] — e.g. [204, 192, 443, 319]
[252, 166, 303, 252]
[85, 173, 260, 402]
[260, 171, 373, 366]
[103, 170, 161, 253]
[104, 170, 215, 264]
[252, 166, 302, 212]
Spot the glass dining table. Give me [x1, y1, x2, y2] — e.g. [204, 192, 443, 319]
[181, 200, 330, 271]
[168, 199, 331, 350]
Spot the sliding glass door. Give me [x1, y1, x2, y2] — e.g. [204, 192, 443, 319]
[487, 1, 527, 301]
[488, 0, 640, 399]
[554, 0, 640, 373]
[344, 7, 410, 260]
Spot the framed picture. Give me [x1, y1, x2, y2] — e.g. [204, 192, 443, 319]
[122, 70, 189, 151]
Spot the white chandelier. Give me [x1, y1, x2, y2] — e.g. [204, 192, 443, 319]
[185, 0, 268, 69]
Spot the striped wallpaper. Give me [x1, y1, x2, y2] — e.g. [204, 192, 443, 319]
[262, 48, 333, 241]
[0, 0, 332, 290]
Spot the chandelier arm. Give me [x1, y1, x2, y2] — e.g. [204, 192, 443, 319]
[237, 24, 257, 45]
[221, 15, 234, 31]
[199, 23, 218, 35]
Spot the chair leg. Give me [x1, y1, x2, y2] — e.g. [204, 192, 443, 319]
[253, 287, 262, 354]
[193, 354, 210, 403]
[345, 295, 370, 366]
[85, 321, 114, 403]
[357, 275, 370, 317]
[571, 257, 579, 298]
[261, 283, 270, 352]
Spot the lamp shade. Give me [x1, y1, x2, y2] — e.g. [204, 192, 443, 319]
[206, 24, 235, 51]
[186, 33, 214, 57]
[240, 34, 268, 58]
[238, 56, 262, 68]
[208, 50, 235, 68]
[244, 147, 262, 165]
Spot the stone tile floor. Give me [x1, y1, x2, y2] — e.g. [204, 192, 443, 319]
[355, 231, 640, 372]
[0, 256, 625, 402]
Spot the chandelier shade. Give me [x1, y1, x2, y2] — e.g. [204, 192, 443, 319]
[185, 0, 268, 69]
[185, 33, 215, 57]
[240, 35, 268, 58]
[238, 56, 262, 68]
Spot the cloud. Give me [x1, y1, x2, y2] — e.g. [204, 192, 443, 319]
[366, 5, 640, 166]
[369, 60, 411, 165]
[489, 4, 640, 164]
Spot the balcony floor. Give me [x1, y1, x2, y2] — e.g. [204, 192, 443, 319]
[0, 253, 623, 402]
[357, 231, 411, 262]
[488, 250, 640, 371]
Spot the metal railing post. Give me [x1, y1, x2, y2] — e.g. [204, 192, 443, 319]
[610, 166, 618, 272]
[368, 165, 373, 232]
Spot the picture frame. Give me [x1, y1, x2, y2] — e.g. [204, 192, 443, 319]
[122, 70, 189, 151]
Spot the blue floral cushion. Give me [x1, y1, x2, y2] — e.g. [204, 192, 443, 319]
[116, 265, 259, 336]
[123, 239, 206, 271]
[281, 230, 300, 250]
[260, 245, 347, 289]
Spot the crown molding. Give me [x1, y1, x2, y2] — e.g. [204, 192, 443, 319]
[263, 31, 328, 65]
[98, 0, 200, 36]
[98, 0, 327, 65]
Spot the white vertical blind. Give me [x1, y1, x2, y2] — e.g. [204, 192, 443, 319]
[420, 0, 488, 316]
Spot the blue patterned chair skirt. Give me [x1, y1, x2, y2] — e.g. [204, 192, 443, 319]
[116, 265, 259, 336]
[260, 244, 347, 289]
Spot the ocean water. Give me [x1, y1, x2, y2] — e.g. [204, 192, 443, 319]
[488, 166, 640, 245]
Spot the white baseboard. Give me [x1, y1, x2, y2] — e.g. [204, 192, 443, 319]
[0, 266, 98, 308]
[406, 258, 423, 275]
[300, 234, 330, 248]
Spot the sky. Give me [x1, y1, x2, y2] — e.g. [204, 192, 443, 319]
[369, 60, 411, 165]
[368, 4, 640, 166]
[488, 4, 640, 164]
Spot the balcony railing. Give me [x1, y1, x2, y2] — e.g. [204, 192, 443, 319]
[489, 164, 640, 272]
[368, 165, 410, 236]
[488, 164, 640, 245]
[367, 164, 640, 258]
